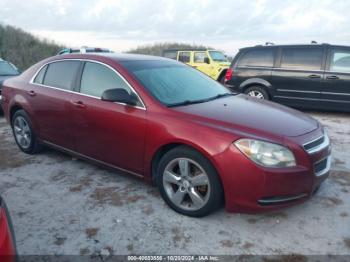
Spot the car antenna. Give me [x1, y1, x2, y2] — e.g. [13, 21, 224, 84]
[311, 40, 317, 44]
[265, 42, 274, 46]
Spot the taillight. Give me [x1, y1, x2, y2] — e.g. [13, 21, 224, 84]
[225, 68, 233, 82]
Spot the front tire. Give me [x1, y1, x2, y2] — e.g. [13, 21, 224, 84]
[12, 110, 41, 154]
[156, 146, 223, 217]
[244, 86, 269, 100]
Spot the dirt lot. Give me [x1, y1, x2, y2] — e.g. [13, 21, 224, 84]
[0, 111, 349, 256]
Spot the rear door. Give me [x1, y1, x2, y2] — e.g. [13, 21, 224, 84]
[272, 46, 325, 104]
[322, 47, 350, 110]
[30, 60, 81, 150]
[69, 61, 147, 174]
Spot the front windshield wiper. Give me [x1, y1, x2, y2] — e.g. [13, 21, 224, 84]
[167, 93, 234, 108]
[167, 99, 211, 107]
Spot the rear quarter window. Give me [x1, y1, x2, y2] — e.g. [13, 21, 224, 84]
[237, 49, 275, 67]
[33, 65, 48, 84]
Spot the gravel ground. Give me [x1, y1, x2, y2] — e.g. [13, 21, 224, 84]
[0, 111, 349, 256]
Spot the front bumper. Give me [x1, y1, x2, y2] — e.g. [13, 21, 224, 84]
[214, 128, 331, 213]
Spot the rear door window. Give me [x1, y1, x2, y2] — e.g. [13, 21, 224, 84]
[280, 48, 323, 70]
[178, 52, 191, 63]
[43, 61, 81, 90]
[330, 49, 350, 73]
[238, 49, 275, 67]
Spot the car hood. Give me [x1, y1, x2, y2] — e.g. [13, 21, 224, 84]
[173, 94, 319, 138]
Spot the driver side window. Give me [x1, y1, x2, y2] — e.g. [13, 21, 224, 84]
[80, 62, 132, 98]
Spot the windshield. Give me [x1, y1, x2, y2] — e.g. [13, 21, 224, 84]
[209, 51, 228, 62]
[121, 60, 231, 107]
[0, 61, 19, 76]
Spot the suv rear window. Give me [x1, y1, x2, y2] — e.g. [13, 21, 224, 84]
[238, 49, 275, 67]
[43, 61, 81, 90]
[281, 48, 323, 70]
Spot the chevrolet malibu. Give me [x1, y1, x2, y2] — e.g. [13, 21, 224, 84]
[1, 54, 331, 217]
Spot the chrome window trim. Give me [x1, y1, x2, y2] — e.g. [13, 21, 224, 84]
[303, 133, 330, 155]
[236, 66, 325, 73]
[314, 155, 332, 177]
[29, 59, 147, 111]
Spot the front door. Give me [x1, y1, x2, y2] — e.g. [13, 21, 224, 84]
[70, 61, 147, 174]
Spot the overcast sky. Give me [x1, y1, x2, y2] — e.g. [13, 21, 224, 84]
[0, 0, 349, 55]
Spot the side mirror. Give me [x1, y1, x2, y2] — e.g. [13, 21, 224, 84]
[101, 88, 138, 106]
[204, 57, 210, 64]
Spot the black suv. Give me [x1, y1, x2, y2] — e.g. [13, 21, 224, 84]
[225, 44, 350, 112]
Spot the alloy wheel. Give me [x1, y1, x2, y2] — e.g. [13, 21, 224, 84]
[13, 116, 32, 149]
[163, 158, 211, 211]
[248, 90, 265, 99]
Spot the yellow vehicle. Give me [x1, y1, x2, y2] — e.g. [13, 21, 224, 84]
[163, 49, 230, 82]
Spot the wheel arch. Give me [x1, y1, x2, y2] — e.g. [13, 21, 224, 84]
[240, 78, 272, 93]
[9, 104, 24, 125]
[217, 69, 228, 82]
[150, 142, 224, 192]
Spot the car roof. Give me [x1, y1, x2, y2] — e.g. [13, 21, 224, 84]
[54, 53, 172, 62]
[240, 43, 350, 51]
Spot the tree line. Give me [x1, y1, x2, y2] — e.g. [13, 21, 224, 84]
[0, 24, 62, 71]
[1, 24, 223, 71]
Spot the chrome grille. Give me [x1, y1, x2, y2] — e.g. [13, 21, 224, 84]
[303, 133, 330, 154]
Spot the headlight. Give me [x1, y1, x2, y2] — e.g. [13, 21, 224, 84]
[235, 139, 296, 168]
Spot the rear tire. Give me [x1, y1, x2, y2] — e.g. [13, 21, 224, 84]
[12, 110, 42, 154]
[156, 146, 224, 217]
[244, 86, 269, 100]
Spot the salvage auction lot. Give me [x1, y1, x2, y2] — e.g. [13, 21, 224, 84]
[0, 111, 349, 256]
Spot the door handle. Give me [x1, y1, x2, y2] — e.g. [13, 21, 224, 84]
[308, 74, 321, 79]
[27, 90, 36, 97]
[71, 100, 86, 109]
[326, 75, 339, 80]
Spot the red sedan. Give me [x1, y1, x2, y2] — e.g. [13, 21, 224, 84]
[1, 54, 331, 217]
[0, 195, 16, 261]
